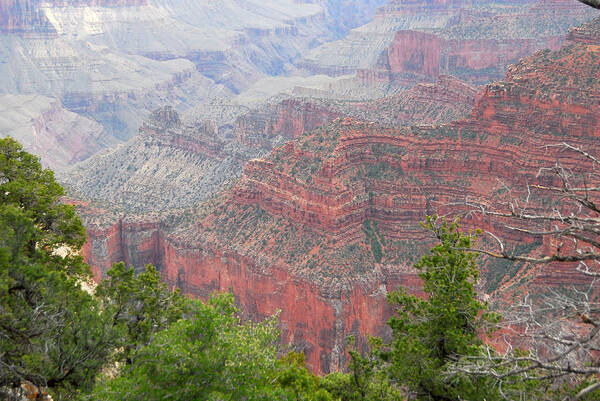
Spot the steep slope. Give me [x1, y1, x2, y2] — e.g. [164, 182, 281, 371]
[66, 106, 265, 212]
[0, 0, 387, 99]
[40, 0, 327, 92]
[346, 75, 479, 125]
[0, 0, 227, 141]
[0, 94, 114, 172]
[0, 0, 385, 168]
[82, 18, 600, 374]
[68, 74, 478, 212]
[301, 0, 596, 86]
[299, 0, 471, 76]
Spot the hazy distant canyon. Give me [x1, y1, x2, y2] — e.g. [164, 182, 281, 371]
[0, 0, 386, 170]
[1, 0, 595, 174]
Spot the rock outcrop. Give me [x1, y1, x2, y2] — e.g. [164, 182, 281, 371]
[65, 105, 265, 212]
[301, 0, 596, 86]
[68, 73, 479, 212]
[0, 94, 115, 172]
[233, 99, 345, 148]
[565, 16, 600, 46]
[82, 18, 600, 374]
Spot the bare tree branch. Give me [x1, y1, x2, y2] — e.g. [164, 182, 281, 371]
[576, 0, 600, 10]
[573, 382, 600, 401]
[449, 143, 600, 399]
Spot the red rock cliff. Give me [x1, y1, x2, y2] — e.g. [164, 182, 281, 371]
[234, 99, 344, 148]
[83, 19, 600, 375]
[360, 0, 595, 86]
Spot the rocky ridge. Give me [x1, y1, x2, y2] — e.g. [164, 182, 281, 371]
[565, 14, 600, 45]
[81, 17, 600, 374]
[66, 106, 264, 212]
[346, 75, 480, 125]
[0, 94, 116, 172]
[301, 0, 596, 86]
[68, 73, 479, 212]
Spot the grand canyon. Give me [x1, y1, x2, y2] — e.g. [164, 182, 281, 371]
[2, 0, 600, 384]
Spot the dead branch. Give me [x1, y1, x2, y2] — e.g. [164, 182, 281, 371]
[576, 1, 600, 11]
[451, 143, 600, 399]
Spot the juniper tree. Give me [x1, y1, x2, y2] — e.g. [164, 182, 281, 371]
[0, 137, 111, 400]
[386, 216, 500, 401]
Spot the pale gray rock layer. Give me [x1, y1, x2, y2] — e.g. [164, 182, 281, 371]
[65, 106, 267, 212]
[0, 94, 116, 172]
[0, 0, 386, 168]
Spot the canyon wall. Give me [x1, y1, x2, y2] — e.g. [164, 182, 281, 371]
[371, 32, 565, 85]
[68, 73, 479, 212]
[233, 99, 345, 148]
[0, 94, 116, 172]
[0, 0, 54, 34]
[2, 0, 594, 175]
[1, 0, 381, 167]
[302, 0, 596, 87]
[361, 0, 593, 85]
[65, 105, 258, 212]
[81, 211, 422, 374]
[83, 26, 600, 374]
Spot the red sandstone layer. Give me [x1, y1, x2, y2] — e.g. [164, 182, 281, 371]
[82, 17, 600, 376]
[234, 99, 345, 148]
[358, 0, 595, 86]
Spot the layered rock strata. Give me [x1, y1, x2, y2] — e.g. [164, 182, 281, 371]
[69, 74, 479, 212]
[302, 0, 596, 86]
[91, 25, 600, 372]
[0, 0, 384, 164]
[0, 94, 115, 172]
[233, 99, 345, 148]
[83, 23, 600, 375]
[565, 15, 600, 45]
[347, 75, 479, 125]
[65, 106, 264, 212]
[234, 75, 480, 148]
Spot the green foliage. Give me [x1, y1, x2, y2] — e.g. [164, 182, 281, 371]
[0, 137, 110, 399]
[386, 216, 500, 401]
[364, 220, 385, 263]
[276, 352, 333, 401]
[95, 262, 185, 365]
[322, 337, 402, 401]
[90, 293, 331, 401]
[0, 138, 86, 254]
